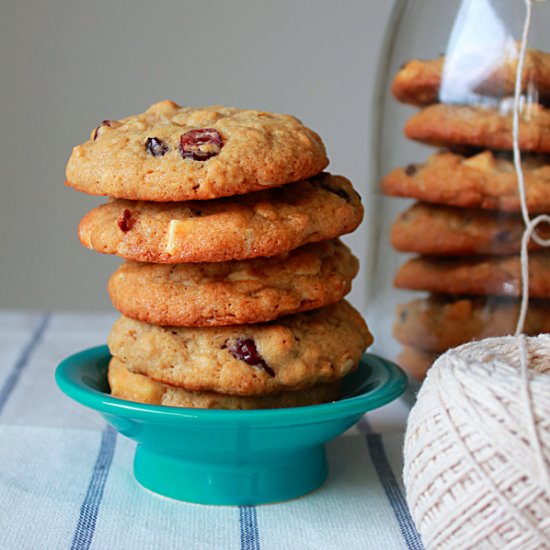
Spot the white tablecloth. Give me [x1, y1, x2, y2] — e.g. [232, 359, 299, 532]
[0, 311, 423, 550]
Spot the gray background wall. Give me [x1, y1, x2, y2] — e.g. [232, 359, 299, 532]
[0, 0, 394, 312]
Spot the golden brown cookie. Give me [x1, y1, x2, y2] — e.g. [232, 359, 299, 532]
[108, 240, 358, 327]
[79, 174, 363, 263]
[392, 48, 550, 106]
[405, 104, 550, 153]
[66, 101, 328, 201]
[381, 151, 550, 213]
[108, 358, 340, 409]
[394, 295, 550, 352]
[392, 57, 445, 106]
[397, 347, 438, 381]
[107, 301, 372, 396]
[391, 202, 550, 255]
[394, 252, 550, 297]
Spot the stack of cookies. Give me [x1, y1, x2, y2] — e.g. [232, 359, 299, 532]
[66, 101, 371, 409]
[381, 48, 550, 380]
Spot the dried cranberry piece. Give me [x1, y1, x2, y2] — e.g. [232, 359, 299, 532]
[117, 209, 135, 232]
[404, 164, 417, 176]
[93, 120, 115, 141]
[316, 176, 351, 202]
[227, 338, 275, 377]
[145, 137, 169, 157]
[179, 128, 223, 161]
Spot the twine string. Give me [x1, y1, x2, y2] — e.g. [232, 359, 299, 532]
[512, 0, 550, 492]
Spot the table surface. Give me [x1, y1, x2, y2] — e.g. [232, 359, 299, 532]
[0, 310, 423, 550]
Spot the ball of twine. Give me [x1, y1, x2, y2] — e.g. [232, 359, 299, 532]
[403, 335, 550, 550]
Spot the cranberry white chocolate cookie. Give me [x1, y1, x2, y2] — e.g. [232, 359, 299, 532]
[108, 240, 358, 326]
[391, 202, 550, 255]
[79, 174, 364, 263]
[107, 301, 372, 396]
[392, 48, 550, 106]
[66, 101, 328, 201]
[382, 151, 550, 213]
[394, 251, 550, 298]
[405, 103, 550, 153]
[394, 295, 550, 352]
[108, 358, 340, 409]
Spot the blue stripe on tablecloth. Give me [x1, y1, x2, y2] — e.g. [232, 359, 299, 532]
[0, 312, 50, 415]
[356, 414, 372, 434]
[71, 426, 117, 550]
[366, 433, 424, 550]
[240, 505, 260, 550]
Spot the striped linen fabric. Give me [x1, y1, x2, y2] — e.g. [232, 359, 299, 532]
[0, 311, 422, 550]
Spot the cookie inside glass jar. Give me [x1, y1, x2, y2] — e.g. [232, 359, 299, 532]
[368, 0, 550, 381]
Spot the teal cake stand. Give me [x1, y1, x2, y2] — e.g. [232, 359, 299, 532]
[56, 346, 406, 505]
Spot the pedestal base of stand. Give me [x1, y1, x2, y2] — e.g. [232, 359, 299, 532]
[133, 445, 328, 505]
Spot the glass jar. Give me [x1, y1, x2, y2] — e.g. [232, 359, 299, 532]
[367, 0, 550, 381]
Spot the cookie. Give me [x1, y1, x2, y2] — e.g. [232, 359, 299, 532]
[405, 104, 550, 153]
[392, 48, 550, 106]
[108, 358, 340, 409]
[397, 347, 438, 381]
[79, 174, 363, 263]
[381, 151, 550, 213]
[108, 240, 358, 326]
[66, 101, 328, 202]
[394, 295, 550, 352]
[107, 300, 372, 396]
[392, 57, 445, 107]
[391, 202, 550, 256]
[394, 251, 550, 297]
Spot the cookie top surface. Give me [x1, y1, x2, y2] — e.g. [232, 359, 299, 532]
[108, 240, 359, 326]
[392, 48, 550, 106]
[66, 101, 328, 202]
[394, 295, 550, 352]
[382, 151, 550, 212]
[108, 358, 339, 409]
[391, 202, 549, 256]
[107, 300, 372, 395]
[79, 173, 364, 263]
[394, 251, 550, 298]
[405, 103, 550, 153]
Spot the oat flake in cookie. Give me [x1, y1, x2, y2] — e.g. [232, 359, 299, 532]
[66, 101, 328, 202]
